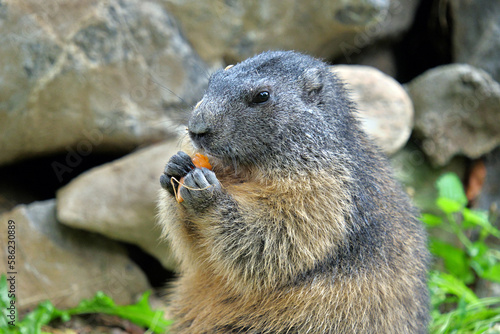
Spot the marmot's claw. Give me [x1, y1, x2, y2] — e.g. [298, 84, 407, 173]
[179, 168, 221, 210]
[160, 173, 173, 193]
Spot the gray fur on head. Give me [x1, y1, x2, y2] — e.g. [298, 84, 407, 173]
[188, 50, 359, 172]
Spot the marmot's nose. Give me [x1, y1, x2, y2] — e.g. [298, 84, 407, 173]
[188, 112, 211, 144]
[188, 119, 208, 135]
[188, 113, 210, 135]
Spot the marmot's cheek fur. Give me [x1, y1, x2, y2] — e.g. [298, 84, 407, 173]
[158, 50, 430, 333]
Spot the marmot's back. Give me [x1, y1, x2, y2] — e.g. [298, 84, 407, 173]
[158, 50, 429, 333]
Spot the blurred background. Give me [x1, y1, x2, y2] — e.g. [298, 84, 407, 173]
[1, 0, 499, 332]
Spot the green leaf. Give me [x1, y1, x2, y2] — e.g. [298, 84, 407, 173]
[482, 263, 500, 283]
[463, 208, 500, 238]
[421, 213, 443, 227]
[436, 197, 463, 214]
[436, 173, 468, 207]
[69, 291, 172, 333]
[430, 296, 500, 333]
[429, 271, 479, 304]
[430, 239, 474, 283]
[17, 301, 58, 334]
[463, 208, 489, 227]
[66, 291, 172, 333]
[468, 241, 488, 258]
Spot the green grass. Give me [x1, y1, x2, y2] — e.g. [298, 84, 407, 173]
[425, 173, 500, 333]
[0, 278, 172, 334]
[1, 172, 499, 333]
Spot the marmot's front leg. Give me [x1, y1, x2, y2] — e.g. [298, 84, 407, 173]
[160, 151, 221, 212]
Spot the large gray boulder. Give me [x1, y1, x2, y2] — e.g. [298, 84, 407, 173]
[0, 0, 208, 166]
[333, 65, 414, 155]
[164, 0, 420, 64]
[0, 200, 150, 310]
[450, 0, 500, 82]
[407, 64, 500, 166]
[57, 139, 180, 270]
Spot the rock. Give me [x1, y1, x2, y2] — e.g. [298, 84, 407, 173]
[450, 0, 500, 82]
[0, 0, 208, 166]
[57, 139, 180, 270]
[333, 65, 413, 155]
[0, 200, 150, 311]
[164, 0, 420, 65]
[335, 42, 398, 78]
[0, 182, 37, 216]
[407, 64, 500, 166]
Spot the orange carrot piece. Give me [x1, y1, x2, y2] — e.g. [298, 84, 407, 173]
[192, 153, 212, 170]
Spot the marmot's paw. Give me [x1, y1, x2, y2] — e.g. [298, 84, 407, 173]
[160, 151, 195, 196]
[178, 167, 221, 211]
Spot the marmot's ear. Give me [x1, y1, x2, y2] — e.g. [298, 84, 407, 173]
[300, 67, 324, 102]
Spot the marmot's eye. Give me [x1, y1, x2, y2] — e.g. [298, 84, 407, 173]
[252, 91, 270, 104]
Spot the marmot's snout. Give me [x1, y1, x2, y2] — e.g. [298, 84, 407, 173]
[188, 109, 212, 150]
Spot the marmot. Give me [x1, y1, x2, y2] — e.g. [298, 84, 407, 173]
[158, 50, 429, 333]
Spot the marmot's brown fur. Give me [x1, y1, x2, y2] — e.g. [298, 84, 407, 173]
[158, 51, 429, 333]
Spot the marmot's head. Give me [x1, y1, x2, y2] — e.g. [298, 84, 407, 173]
[188, 51, 356, 170]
